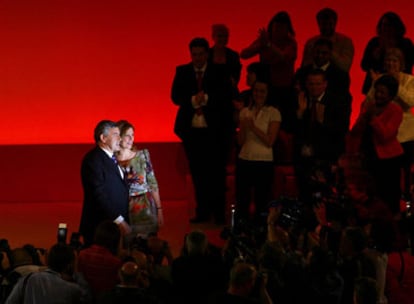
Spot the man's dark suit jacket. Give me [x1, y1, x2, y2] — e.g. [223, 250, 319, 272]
[295, 63, 351, 101]
[79, 146, 129, 246]
[171, 62, 233, 141]
[294, 90, 350, 162]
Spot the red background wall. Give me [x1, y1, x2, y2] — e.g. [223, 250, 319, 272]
[0, 1, 413, 204]
[0, 0, 413, 145]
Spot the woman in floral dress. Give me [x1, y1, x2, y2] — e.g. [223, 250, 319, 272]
[116, 120, 163, 244]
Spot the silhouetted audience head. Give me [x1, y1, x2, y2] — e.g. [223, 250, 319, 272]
[47, 243, 76, 274]
[94, 220, 121, 255]
[22, 244, 44, 266]
[0, 239, 12, 274]
[228, 262, 257, 296]
[185, 230, 208, 256]
[10, 248, 34, 268]
[119, 261, 139, 286]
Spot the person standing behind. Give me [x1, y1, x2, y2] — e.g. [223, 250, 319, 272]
[171, 37, 234, 224]
[301, 7, 354, 73]
[241, 11, 297, 128]
[79, 120, 130, 247]
[360, 11, 414, 94]
[5, 243, 91, 304]
[78, 220, 124, 302]
[171, 230, 227, 304]
[295, 38, 352, 131]
[115, 120, 163, 244]
[296, 38, 351, 103]
[235, 77, 281, 226]
[209, 23, 242, 88]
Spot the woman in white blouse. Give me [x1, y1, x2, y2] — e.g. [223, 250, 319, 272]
[235, 77, 281, 226]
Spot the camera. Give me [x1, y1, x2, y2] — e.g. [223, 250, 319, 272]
[268, 197, 304, 230]
[57, 223, 67, 244]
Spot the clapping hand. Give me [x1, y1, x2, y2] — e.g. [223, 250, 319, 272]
[363, 101, 377, 120]
[258, 27, 269, 48]
[369, 69, 381, 83]
[296, 91, 308, 118]
[195, 91, 206, 106]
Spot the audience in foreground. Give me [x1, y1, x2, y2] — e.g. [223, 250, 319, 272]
[5, 243, 91, 304]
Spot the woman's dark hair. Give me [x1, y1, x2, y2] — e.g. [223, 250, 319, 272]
[374, 74, 399, 99]
[268, 11, 295, 37]
[376, 11, 406, 38]
[250, 79, 272, 109]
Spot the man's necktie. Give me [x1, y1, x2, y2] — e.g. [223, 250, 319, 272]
[195, 71, 204, 116]
[311, 99, 318, 123]
[111, 154, 125, 179]
[196, 71, 203, 92]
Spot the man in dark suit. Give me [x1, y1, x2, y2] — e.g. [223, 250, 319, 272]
[295, 37, 352, 130]
[171, 37, 233, 224]
[79, 120, 130, 247]
[293, 69, 350, 202]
